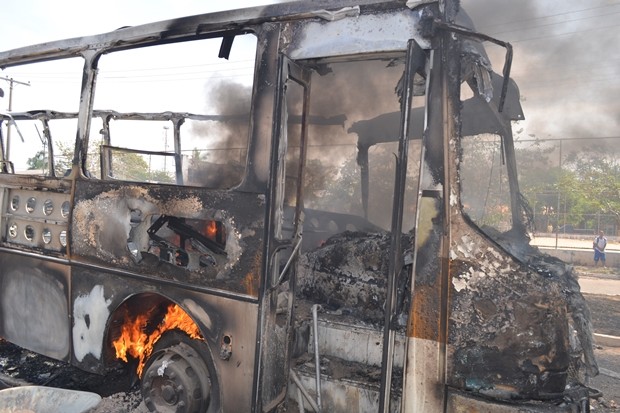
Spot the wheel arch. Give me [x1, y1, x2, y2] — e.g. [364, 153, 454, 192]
[101, 291, 222, 411]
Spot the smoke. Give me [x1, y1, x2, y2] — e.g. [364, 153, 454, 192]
[191, 80, 251, 154]
[303, 60, 412, 227]
[461, 0, 620, 141]
[185, 80, 251, 188]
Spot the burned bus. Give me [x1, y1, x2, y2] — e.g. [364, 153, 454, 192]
[0, 1, 597, 412]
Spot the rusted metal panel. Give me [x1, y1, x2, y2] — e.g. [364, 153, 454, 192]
[0, 173, 72, 192]
[0, 179, 73, 365]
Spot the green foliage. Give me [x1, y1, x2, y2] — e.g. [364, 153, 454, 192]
[54, 137, 166, 182]
[54, 140, 76, 176]
[149, 169, 174, 183]
[303, 158, 339, 205]
[26, 149, 48, 171]
[111, 152, 150, 181]
[513, 139, 620, 231]
[560, 156, 620, 226]
[516, 141, 558, 200]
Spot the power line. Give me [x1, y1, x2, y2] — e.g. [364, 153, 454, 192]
[0, 75, 30, 160]
[102, 59, 255, 73]
[486, 10, 620, 39]
[5, 61, 256, 84]
[508, 23, 619, 44]
[476, 2, 620, 32]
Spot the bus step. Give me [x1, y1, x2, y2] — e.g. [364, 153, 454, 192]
[289, 356, 402, 413]
[296, 302, 406, 368]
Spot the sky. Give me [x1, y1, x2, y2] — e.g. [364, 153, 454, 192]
[462, 0, 620, 144]
[0, 1, 279, 50]
[0, 0, 618, 147]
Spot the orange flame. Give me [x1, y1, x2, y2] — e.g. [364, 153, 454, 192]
[112, 304, 203, 377]
[205, 220, 218, 239]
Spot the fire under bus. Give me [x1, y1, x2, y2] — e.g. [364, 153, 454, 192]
[0, 1, 598, 412]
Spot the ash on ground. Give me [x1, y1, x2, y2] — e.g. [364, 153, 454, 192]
[0, 338, 147, 412]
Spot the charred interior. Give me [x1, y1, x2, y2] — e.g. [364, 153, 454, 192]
[0, 1, 599, 412]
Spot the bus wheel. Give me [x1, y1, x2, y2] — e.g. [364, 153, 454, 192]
[141, 340, 211, 413]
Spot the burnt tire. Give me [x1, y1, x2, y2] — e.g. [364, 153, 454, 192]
[141, 333, 212, 413]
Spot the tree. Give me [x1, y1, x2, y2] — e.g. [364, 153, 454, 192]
[54, 141, 76, 176]
[514, 140, 561, 232]
[516, 141, 559, 202]
[111, 152, 150, 181]
[55, 138, 155, 182]
[559, 156, 620, 230]
[27, 150, 48, 171]
[150, 169, 174, 184]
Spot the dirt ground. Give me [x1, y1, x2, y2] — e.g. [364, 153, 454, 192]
[584, 293, 620, 337]
[574, 267, 620, 411]
[590, 345, 620, 412]
[0, 339, 146, 412]
[582, 293, 620, 412]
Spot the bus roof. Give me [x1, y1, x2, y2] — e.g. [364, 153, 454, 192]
[0, 0, 435, 68]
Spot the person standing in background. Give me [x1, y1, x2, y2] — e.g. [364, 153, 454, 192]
[593, 230, 607, 267]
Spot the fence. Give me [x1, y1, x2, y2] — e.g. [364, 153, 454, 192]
[523, 136, 619, 241]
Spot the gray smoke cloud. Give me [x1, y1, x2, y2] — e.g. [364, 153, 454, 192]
[461, 0, 620, 141]
[191, 80, 251, 151]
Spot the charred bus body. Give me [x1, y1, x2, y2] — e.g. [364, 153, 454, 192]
[0, 1, 597, 412]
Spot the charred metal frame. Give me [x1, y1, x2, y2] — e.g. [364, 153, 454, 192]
[379, 39, 427, 412]
[0, 1, 597, 412]
[429, 19, 528, 236]
[403, 3, 594, 413]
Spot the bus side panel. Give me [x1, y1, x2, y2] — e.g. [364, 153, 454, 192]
[0, 252, 71, 361]
[70, 268, 259, 412]
[69, 179, 265, 297]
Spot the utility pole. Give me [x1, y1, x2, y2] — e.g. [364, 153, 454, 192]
[163, 125, 169, 174]
[0, 76, 31, 160]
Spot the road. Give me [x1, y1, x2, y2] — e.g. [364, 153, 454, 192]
[580, 276, 620, 296]
[578, 270, 620, 411]
[531, 235, 620, 251]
